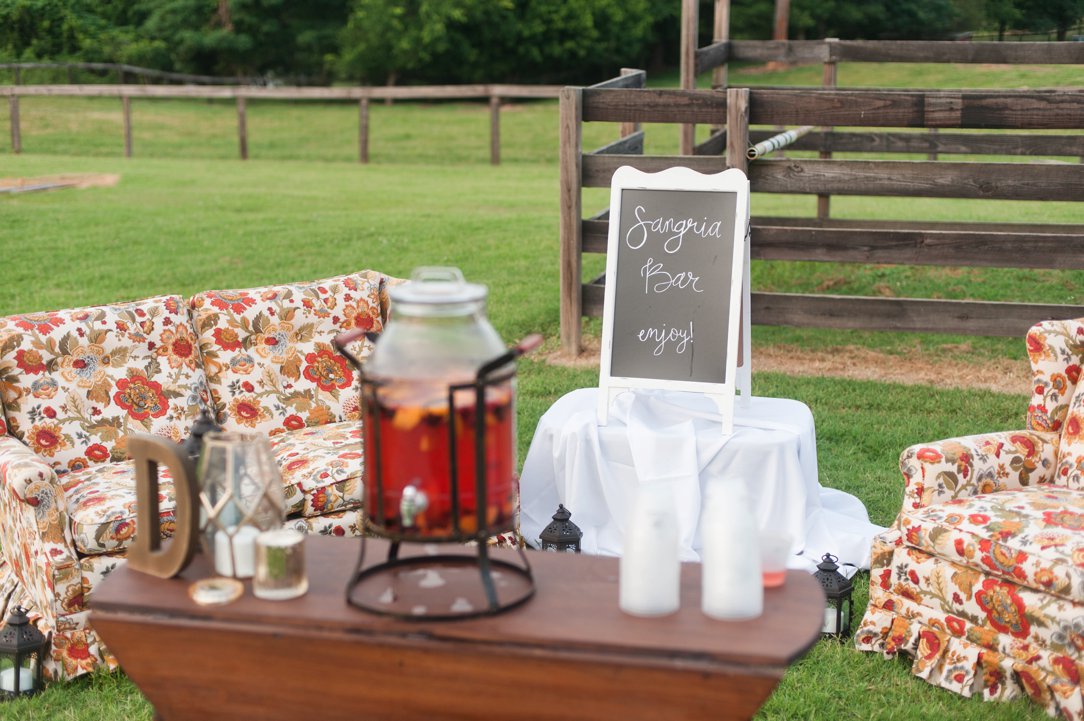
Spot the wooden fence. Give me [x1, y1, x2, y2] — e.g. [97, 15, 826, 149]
[559, 40, 1084, 354]
[1, 83, 561, 164]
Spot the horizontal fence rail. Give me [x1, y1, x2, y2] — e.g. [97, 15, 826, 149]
[2, 83, 562, 163]
[695, 39, 1084, 75]
[560, 65, 1084, 354]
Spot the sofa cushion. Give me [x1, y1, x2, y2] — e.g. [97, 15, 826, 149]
[190, 271, 385, 437]
[896, 485, 1084, 603]
[270, 420, 364, 517]
[63, 420, 364, 555]
[1055, 372, 1084, 491]
[0, 296, 212, 473]
[63, 460, 178, 556]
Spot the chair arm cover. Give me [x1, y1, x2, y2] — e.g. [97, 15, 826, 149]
[0, 435, 81, 623]
[1025, 318, 1084, 433]
[898, 429, 1059, 515]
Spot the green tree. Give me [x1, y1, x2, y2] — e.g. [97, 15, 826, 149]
[336, 0, 653, 85]
[1016, 0, 1084, 39]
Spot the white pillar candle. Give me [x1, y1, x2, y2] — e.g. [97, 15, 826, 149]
[214, 525, 260, 578]
[823, 606, 839, 634]
[620, 483, 681, 617]
[0, 666, 33, 693]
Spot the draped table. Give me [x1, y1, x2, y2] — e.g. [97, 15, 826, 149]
[520, 388, 883, 574]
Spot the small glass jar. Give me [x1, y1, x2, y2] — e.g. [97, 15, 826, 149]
[362, 267, 516, 540]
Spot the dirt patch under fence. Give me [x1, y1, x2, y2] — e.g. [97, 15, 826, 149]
[541, 337, 1030, 396]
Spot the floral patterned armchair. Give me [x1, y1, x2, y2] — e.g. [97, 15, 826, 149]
[0, 271, 393, 680]
[855, 318, 1084, 720]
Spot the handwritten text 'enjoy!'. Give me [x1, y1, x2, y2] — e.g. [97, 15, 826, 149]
[638, 321, 694, 356]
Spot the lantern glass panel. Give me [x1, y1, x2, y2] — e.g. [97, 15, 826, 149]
[0, 654, 34, 695]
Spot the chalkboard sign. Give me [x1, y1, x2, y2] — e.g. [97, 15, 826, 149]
[598, 166, 749, 434]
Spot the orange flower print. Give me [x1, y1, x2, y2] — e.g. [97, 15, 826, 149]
[917, 629, 942, 663]
[14, 312, 63, 334]
[114, 375, 169, 421]
[157, 324, 199, 370]
[212, 326, 243, 351]
[229, 354, 255, 375]
[341, 301, 377, 332]
[303, 348, 353, 392]
[975, 579, 1030, 638]
[111, 519, 136, 543]
[228, 396, 270, 428]
[252, 322, 296, 364]
[308, 405, 335, 426]
[978, 539, 1028, 582]
[207, 290, 256, 314]
[915, 447, 943, 464]
[53, 632, 98, 678]
[59, 343, 109, 388]
[27, 421, 69, 458]
[31, 376, 59, 399]
[1016, 665, 1051, 706]
[968, 513, 990, 525]
[1064, 413, 1084, 445]
[61, 583, 85, 613]
[283, 414, 305, 431]
[67, 457, 90, 473]
[1026, 332, 1048, 364]
[1042, 509, 1084, 532]
[945, 616, 966, 637]
[14, 348, 47, 374]
[85, 444, 110, 463]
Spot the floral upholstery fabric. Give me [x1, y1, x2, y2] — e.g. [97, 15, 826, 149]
[858, 318, 1084, 720]
[0, 295, 211, 472]
[898, 430, 1058, 515]
[0, 271, 402, 682]
[190, 272, 386, 436]
[1026, 319, 1084, 434]
[60, 420, 367, 556]
[271, 420, 363, 517]
[62, 461, 178, 556]
[1056, 371, 1084, 491]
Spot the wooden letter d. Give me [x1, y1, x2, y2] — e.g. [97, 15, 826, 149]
[127, 434, 199, 578]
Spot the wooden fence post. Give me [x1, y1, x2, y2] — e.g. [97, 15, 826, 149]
[818, 38, 838, 220]
[712, 0, 730, 91]
[680, 0, 698, 155]
[358, 97, 370, 164]
[9, 95, 21, 154]
[237, 96, 248, 160]
[619, 69, 642, 138]
[489, 95, 501, 165]
[559, 87, 584, 356]
[122, 96, 133, 158]
[726, 88, 750, 174]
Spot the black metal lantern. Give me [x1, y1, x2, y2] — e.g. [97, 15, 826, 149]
[539, 504, 583, 553]
[814, 553, 854, 638]
[182, 408, 222, 462]
[0, 606, 50, 698]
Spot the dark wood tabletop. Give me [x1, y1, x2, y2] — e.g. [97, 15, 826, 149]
[92, 535, 825, 721]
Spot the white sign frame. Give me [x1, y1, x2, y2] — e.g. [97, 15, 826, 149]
[597, 165, 750, 435]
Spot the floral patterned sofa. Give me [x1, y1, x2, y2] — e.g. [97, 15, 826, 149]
[0, 270, 394, 680]
[855, 318, 1084, 720]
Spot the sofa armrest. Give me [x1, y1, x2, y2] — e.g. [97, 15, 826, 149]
[898, 429, 1058, 514]
[0, 435, 81, 622]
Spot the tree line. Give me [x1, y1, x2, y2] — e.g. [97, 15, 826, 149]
[1, 0, 1081, 86]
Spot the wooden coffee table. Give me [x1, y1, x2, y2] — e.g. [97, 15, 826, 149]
[91, 536, 824, 721]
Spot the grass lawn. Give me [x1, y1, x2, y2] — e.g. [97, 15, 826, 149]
[1, 59, 1080, 720]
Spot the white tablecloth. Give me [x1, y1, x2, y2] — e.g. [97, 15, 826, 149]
[519, 388, 884, 574]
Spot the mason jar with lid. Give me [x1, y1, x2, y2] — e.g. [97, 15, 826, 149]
[360, 267, 517, 540]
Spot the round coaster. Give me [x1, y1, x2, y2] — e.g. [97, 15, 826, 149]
[189, 577, 244, 606]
